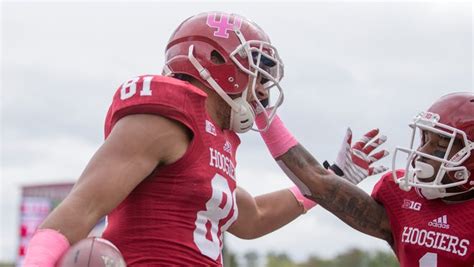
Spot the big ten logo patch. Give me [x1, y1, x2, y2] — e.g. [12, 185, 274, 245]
[402, 199, 422, 211]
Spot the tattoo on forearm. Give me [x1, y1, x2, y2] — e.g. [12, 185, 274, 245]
[280, 145, 392, 242]
[278, 145, 325, 174]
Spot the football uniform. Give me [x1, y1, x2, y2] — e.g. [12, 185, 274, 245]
[102, 75, 240, 266]
[372, 170, 474, 267]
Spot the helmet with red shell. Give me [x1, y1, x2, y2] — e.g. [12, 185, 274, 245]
[427, 92, 474, 187]
[392, 92, 474, 199]
[163, 12, 284, 133]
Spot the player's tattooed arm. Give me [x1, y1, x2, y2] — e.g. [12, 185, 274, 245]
[277, 144, 393, 245]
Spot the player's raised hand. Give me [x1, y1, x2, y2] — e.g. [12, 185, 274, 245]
[326, 128, 389, 184]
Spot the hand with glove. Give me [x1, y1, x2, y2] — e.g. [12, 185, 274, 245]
[324, 128, 389, 184]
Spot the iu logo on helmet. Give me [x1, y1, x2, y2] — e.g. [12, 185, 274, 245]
[206, 13, 242, 38]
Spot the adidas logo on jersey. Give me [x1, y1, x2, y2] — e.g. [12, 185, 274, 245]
[428, 215, 450, 229]
[206, 120, 217, 136]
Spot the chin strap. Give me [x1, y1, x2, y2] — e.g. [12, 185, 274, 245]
[187, 45, 254, 133]
[162, 64, 172, 76]
[416, 186, 474, 200]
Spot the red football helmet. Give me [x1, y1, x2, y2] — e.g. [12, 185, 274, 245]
[393, 92, 474, 199]
[164, 12, 284, 133]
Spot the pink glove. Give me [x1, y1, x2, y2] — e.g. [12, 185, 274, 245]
[23, 229, 70, 267]
[289, 186, 317, 213]
[328, 128, 389, 184]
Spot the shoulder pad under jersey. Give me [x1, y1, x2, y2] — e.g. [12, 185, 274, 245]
[104, 75, 207, 138]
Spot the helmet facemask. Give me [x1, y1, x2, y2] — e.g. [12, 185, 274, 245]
[392, 111, 474, 199]
[163, 12, 285, 134]
[230, 29, 284, 132]
[184, 28, 284, 133]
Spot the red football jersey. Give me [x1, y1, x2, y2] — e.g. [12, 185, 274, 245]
[372, 170, 474, 267]
[101, 75, 240, 266]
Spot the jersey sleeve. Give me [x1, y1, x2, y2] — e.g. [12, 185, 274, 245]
[371, 170, 405, 203]
[371, 172, 389, 203]
[104, 75, 207, 138]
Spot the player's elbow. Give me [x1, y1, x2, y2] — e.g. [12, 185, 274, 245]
[229, 228, 263, 240]
[67, 191, 110, 224]
[228, 217, 269, 240]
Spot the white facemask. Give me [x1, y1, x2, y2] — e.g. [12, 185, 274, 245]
[413, 160, 473, 199]
[392, 111, 474, 198]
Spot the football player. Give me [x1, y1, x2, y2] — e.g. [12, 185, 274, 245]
[258, 92, 474, 266]
[23, 12, 386, 266]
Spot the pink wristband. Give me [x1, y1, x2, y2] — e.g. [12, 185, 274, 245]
[23, 229, 70, 267]
[289, 186, 317, 213]
[256, 113, 298, 158]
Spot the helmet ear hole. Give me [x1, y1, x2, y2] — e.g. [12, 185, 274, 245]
[211, 50, 226, 64]
[173, 73, 193, 82]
